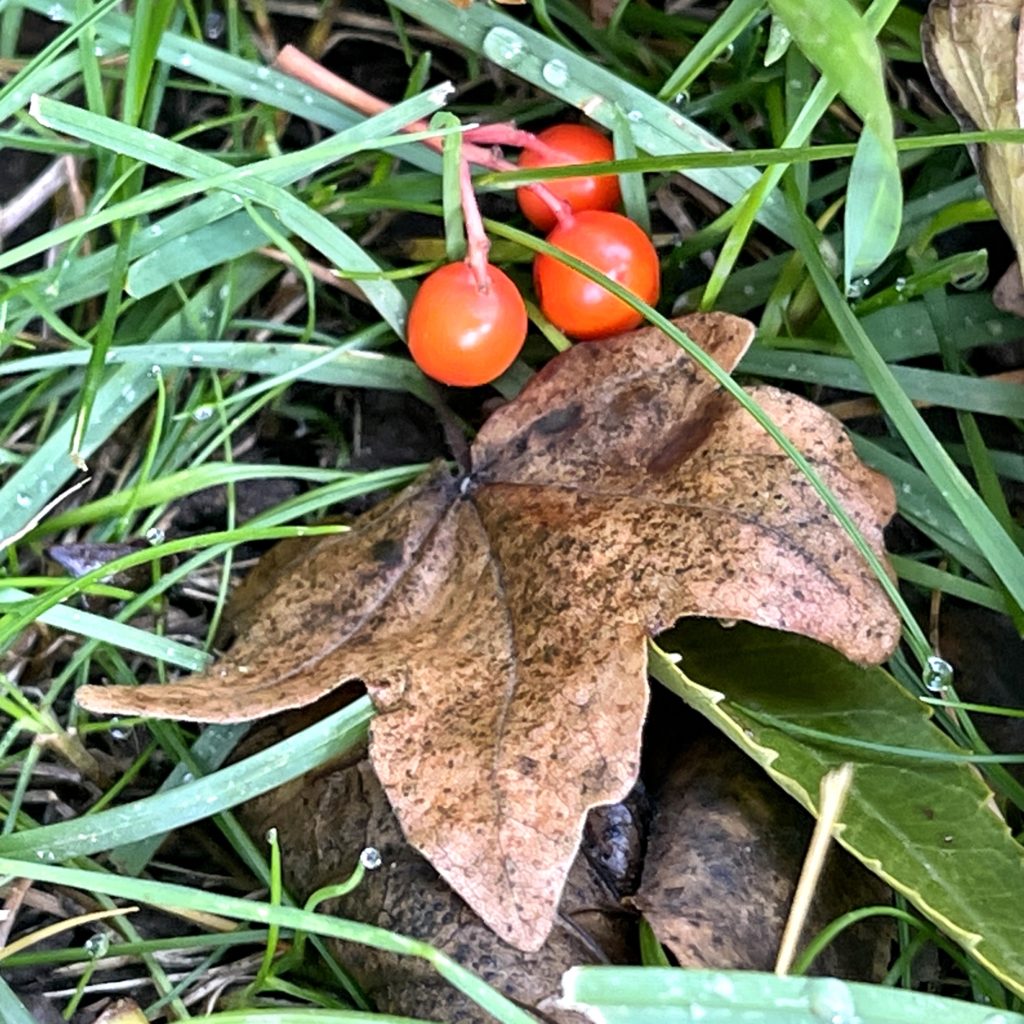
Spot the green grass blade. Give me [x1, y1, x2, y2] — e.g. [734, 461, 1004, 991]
[0, 856, 535, 1024]
[561, 967, 1024, 1022]
[0, 588, 210, 671]
[30, 92, 456, 334]
[383, 0, 795, 243]
[791, 208, 1024, 616]
[0, 698, 373, 861]
[844, 124, 903, 291]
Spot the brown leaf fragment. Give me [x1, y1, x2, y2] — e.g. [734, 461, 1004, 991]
[78, 313, 900, 951]
[633, 732, 892, 979]
[922, 0, 1024, 266]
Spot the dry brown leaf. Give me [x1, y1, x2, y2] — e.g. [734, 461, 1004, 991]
[922, 0, 1024, 266]
[77, 312, 900, 950]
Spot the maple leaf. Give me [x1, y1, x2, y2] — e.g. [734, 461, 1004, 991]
[77, 312, 900, 951]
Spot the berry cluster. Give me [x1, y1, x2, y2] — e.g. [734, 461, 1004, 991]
[273, 48, 662, 389]
[408, 122, 660, 386]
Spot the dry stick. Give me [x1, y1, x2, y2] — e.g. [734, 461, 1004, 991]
[273, 44, 572, 229]
[774, 763, 855, 976]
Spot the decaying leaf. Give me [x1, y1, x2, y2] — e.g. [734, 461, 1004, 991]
[922, 0, 1024, 266]
[78, 312, 900, 950]
[633, 733, 891, 979]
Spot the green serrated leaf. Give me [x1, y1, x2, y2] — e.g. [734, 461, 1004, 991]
[650, 622, 1024, 999]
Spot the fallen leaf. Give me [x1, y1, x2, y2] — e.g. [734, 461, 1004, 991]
[633, 731, 891, 978]
[922, 0, 1024, 267]
[77, 312, 900, 950]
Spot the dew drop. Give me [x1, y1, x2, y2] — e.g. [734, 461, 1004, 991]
[110, 727, 130, 741]
[146, 526, 165, 546]
[149, 364, 162, 378]
[806, 977, 857, 1023]
[179, 53, 193, 69]
[360, 846, 382, 870]
[84, 933, 109, 958]
[708, 973, 735, 999]
[742, 284, 756, 297]
[983, 1014, 1013, 1024]
[482, 26, 526, 64]
[15, 493, 31, 508]
[256, 66, 270, 80]
[894, 276, 906, 293]
[149, 223, 163, 237]
[845, 276, 870, 299]
[46, 4, 65, 20]
[626, 109, 643, 122]
[786, 363, 797, 374]
[541, 59, 569, 88]
[714, 43, 735, 63]
[181, 772, 194, 783]
[671, 90, 690, 108]
[193, 406, 213, 422]
[923, 654, 953, 694]
[302, 93, 315, 105]
[986, 320, 1005, 337]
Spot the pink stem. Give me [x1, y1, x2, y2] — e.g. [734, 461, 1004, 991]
[460, 158, 491, 291]
[463, 124, 566, 162]
[274, 45, 573, 230]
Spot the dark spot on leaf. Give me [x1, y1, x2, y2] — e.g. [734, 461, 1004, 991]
[646, 392, 727, 475]
[533, 403, 583, 437]
[371, 538, 403, 567]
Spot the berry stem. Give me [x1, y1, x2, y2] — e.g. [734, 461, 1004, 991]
[274, 45, 573, 230]
[460, 156, 491, 291]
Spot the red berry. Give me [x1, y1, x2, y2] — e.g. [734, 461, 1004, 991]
[517, 124, 621, 232]
[408, 262, 527, 386]
[533, 210, 660, 340]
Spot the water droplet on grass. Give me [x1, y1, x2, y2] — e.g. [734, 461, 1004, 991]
[361, 847, 382, 869]
[806, 977, 857, 1023]
[923, 655, 953, 694]
[541, 59, 569, 88]
[482, 26, 525, 64]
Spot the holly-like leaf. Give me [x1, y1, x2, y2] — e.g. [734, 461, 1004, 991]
[77, 313, 900, 951]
